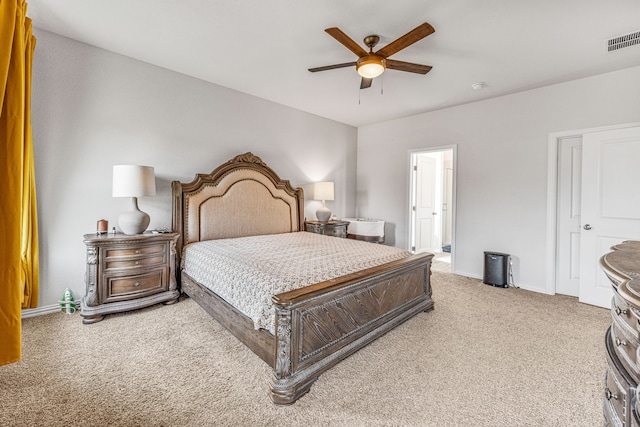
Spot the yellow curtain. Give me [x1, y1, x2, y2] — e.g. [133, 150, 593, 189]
[0, 0, 38, 366]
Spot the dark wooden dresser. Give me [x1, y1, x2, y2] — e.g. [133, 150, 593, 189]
[601, 241, 640, 426]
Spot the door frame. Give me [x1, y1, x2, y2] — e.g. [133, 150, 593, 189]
[408, 145, 457, 270]
[545, 122, 640, 295]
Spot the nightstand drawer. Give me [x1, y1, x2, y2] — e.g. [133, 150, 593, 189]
[106, 244, 165, 258]
[104, 270, 165, 302]
[105, 254, 166, 270]
[305, 220, 349, 238]
[324, 225, 346, 238]
[306, 223, 322, 234]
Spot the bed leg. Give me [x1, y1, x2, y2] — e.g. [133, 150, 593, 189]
[270, 375, 319, 405]
[271, 305, 320, 404]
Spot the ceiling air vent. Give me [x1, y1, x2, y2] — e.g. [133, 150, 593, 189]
[607, 31, 640, 52]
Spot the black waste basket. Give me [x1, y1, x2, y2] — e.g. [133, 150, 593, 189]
[483, 251, 510, 288]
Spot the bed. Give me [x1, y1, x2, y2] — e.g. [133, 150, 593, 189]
[171, 152, 434, 404]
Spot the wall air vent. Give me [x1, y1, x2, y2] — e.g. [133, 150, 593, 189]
[607, 31, 640, 52]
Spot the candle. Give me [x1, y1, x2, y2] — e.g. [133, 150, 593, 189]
[97, 219, 108, 234]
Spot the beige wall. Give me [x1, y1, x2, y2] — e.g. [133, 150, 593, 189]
[357, 65, 640, 292]
[31, 29, 357, 308]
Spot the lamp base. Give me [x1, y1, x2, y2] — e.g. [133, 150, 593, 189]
[316, 206, 332, 222]
[118, 197, 151, 235]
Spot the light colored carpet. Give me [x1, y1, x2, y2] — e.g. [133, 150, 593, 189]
[430, 258, 451, 273]
[0, 271, 609, 426]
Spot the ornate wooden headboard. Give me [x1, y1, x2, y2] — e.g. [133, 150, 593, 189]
[172, 152, 304, 255]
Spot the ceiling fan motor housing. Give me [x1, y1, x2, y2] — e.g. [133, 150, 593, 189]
[363, 35, 380, 49]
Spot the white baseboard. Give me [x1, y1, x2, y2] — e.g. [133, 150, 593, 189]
[22, 304, 66, 319]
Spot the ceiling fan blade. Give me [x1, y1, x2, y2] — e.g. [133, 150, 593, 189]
[325, 27, 368, 57]
[308, 61, 356, 73]
[375, 22, 435, 58]
[385, 59, 433, 75]
[360, 77, 373, 89]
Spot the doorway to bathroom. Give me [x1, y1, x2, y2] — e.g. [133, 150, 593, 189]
[409, 147, 456, 271]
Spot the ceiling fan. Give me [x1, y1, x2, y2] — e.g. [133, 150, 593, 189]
[309, 22, 435, 89]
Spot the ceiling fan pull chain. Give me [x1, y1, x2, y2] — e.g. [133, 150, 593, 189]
[381, 74, 384, 95]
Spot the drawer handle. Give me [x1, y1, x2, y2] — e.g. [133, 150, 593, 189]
[605, 388, 619, 401]
[616, 338, 627, 347]
[135, 261, 140, 265]
[135, 250, 141, 254]
[134, 282, 141, 287]
[615, 306, 628, 316]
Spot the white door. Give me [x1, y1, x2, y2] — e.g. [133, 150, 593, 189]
[443, 167, 453, 247]
[556, 136, 582, 296]
[579, 127, 640, 307]
[414, 154, 437, 253]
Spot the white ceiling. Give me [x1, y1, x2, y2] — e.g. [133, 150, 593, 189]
[27, 0, 640, 127]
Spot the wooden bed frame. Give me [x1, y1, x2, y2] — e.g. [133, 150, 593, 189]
[171, 152, 434, 404]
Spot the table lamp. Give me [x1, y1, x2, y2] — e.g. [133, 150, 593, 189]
[313, 181, 334, 222]
[112, 165, 156, 234]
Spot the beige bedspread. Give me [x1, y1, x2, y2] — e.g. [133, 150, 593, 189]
[182, 232, 412, 333]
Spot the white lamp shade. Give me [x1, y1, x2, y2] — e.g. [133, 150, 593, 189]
[112, 165, 156, 197]
[313, 181, 334, 201]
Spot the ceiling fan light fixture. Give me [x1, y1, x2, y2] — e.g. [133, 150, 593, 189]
[356, 55, 385, 78]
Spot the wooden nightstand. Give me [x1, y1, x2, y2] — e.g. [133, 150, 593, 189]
[305, 220, 349, 238]
[80, 232, 180, 324]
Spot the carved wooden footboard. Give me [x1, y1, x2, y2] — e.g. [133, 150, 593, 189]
[270, 252, 433, 404]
